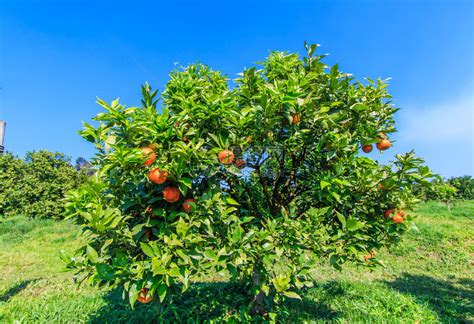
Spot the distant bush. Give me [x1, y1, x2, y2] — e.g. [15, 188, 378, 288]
[413, 175, 473, 205]
[0, 150, 85, 218]
[425, 180, 457, 211]
[447, 176, 473, 200]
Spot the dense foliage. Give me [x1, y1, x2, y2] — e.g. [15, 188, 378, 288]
[64, 44, 433, 316]
[415, 176, 473, 207]
[0, 150, 85, 218]
[425, 179, 457, 211]
[447, 176, 473, 200]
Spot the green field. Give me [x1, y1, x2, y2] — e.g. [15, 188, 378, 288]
[0, 201, 473, 323]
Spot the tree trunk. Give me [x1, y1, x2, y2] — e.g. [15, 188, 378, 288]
[446, 200, 451, 212]
[250, 271, 267, 316]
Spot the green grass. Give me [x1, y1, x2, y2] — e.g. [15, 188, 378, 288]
[0, 201, 473, 322]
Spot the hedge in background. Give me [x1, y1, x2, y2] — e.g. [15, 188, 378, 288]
[447, 176, 474, 200]
[414, 176, 474, 203]
[0, 150, 85, 218]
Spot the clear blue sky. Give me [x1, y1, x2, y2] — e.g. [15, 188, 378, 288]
[1, 0, 472, 177]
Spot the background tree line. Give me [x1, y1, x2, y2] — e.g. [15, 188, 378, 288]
[414, 175, 473, 211]
[0, 151, 92, 218]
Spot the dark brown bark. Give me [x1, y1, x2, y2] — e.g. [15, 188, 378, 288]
[250, 271, 267, 316]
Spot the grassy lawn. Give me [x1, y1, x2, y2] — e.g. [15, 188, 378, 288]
[0, 201, 473, 322]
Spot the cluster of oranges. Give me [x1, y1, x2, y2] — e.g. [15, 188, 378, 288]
[141, 147, 196, 212]
[361, 133, 392, 153]
[378, 182, 406, 224]
[218, 148, 246, 169]
[364, 208, 406, 263]
[136, 144, 247, 304]
[138, 145, 201, 304]
[142, 146, 245, 215]
[384, 209, 406, 224]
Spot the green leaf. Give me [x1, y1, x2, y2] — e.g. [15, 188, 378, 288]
[168, 267, 181, 277]
[418, 166, 430, 177]
[178, 182, 189, 196]
[331, 191, 342, 203]
[319, 106, 330, 113]
[178, 177, 193, 189]
[122, 200, 139, 211]
[320, 180, 330, 189]
[226, 197, 240, 206]
[140, 242, 155, 257]
[351, 103, 368, 112]
[336, 212, 346, 227]
[273, 274, 291, 292]
[208, 133, 223, 147]
[128, 283, 139, 307]
[101, 239, 113, 253]
[176, 250, 190, 263]
[283, 291, 302, 300]
[232, 226, 244, 244]
[86, 245, 99, 263]
[346, 218, 363, 231]
[203, 250, 217, 261]
[157, 284, 167, 302]
[152, 259, 167, 275]
[241, 107, 253, 116]
[95, 263, 114, 280]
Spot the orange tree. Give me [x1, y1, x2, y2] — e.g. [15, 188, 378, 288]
[63, 44, 433, 317]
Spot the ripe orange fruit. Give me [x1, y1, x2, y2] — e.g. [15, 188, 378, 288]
[183, 198, 196, 213]
[141, 147, 156, 166]
[292, 114, 300, 125]
[137, 288, 153, 304]
[378, 183, 385, 190]
[376, 139, 392, 151]
[234, 158, 246, 168]
[392, 212, 405, 224]
[218, 150, 235, 165]
[149, 143, 159, 150]
[362, 144, 373, 153]
[163, 186, 180, 203]
[149, 168, 169, 185]
[364, 251, 376, 261]
[384, 209, 393, 219]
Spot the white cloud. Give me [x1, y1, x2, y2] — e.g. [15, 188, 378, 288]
[397, 94, 473, 142]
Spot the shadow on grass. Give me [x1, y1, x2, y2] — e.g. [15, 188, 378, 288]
[0, 279, 38, 303]
[87, 281, 339, 323]
[385, 273, 474, 322]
